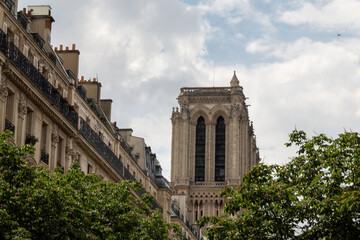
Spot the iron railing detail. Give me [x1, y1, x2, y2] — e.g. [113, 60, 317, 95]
[171, 203, 203, 240]
[123, 167, 162, 210]
[79, 117, 123, 177]
[120, 139, 137, 163]
[124, 167, 136, 181]
[31, 33, 46, 52]
[4, 0, 15, 14]
[4, 119, 15, 134]
[40, 150, 49, 165]
[17, 11, 28, 30]
[0, 29, 79, 127]
[76, 85, 87, 101]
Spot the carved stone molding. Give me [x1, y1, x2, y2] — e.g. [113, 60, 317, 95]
[171, 107, 181, 124]
[51, 126, 59, 147]
[0, 76, 8, 101]
[94, 122, 101, 132]
[180, 105, 190, 120]
[3, 65, 77, 137]
[18, 94, 27, 117]
[240, 107, 249, 122]
[229, 103, 240, 120]
[65, 139, 71, 155]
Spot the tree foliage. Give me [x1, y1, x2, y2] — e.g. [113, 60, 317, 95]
[199, 130, 360, 240]
[0, 130, 179, 240]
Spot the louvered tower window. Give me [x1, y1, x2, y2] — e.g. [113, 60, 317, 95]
[195, 117, 206, 181]
[215, 116, 225, 181]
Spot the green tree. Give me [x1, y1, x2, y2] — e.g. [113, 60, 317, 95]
[0, 130, 180, 240]
[199, 130, 360, 240]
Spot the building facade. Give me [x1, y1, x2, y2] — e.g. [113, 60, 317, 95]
[170, 73, 260, 224]
[0, 1, 259, 239]
[0, 1, 203, 239]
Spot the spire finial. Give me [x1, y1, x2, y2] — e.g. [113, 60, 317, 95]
[230, 70, 239, 87]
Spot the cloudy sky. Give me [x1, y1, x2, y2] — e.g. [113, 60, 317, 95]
[18, 0, 360, 179]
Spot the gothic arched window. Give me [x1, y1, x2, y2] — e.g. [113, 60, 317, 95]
[195, 117, 206, 181]
[215, 116, 225, 181]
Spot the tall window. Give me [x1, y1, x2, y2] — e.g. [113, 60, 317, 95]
[25, 107, 34, 136]
[41, 122, 48, 151]
[5, 91, 15, 122]
[215, 116, 225, 181]
[195, 117, 206, 181]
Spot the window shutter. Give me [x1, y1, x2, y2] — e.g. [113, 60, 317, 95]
[2, 22, 7, 34]
[14, 35, 19, 47]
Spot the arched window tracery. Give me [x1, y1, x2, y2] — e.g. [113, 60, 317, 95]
[215, 116, 225, 181]
[195, 116, 205, 181]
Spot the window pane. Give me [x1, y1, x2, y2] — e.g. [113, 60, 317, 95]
[195, 117, 205, 181]
[215, 116, 225, 181]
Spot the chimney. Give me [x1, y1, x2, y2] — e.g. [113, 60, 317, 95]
[100, 99, 113, 121]
[27, 5, 55, 45]
[78, 78, 102, 103]
[55, 44, 80, 79]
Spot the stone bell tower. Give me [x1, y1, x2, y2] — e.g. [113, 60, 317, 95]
[170, 72, 260, 224]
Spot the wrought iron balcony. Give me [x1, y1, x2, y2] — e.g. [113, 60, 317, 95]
[4, 119, 15, 134]
[171, 203, 180, 217]
[171, 203, 203, 240]
[124, 167, 136, 181]
[79, 117, 123, 177]
[40, 150, 49, 165]
[25, 135, 37, 145]
[76, 85, 87, 101]
[0, 29, 7, 54]
[123, 164, 162, 210]
[4, 0, 15, 14]
[31, 33, 46, 52]
[120, 139, 137, 163]
[17, 11, 28, 30]
[0, 29, 79, 128]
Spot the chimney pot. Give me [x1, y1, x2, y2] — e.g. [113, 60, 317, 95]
[81, 76, 84, 82]
[72, 44, 76, 50]
[23, 8, 26, 14]
[60, 45, 63, 50]
[66, 46, 69, 50]
[55, 47, 58, 51]
[93, 78, 96, 82]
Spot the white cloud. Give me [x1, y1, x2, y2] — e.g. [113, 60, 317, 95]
[17, 0, 360, 176]
[212, 37, 360, 165]
[280, 0, 360, 32]
[246, 39, 271, 53]
[199, 0, 273, 29]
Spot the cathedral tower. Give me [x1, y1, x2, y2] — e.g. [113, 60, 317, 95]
[170, 72, 260, 224]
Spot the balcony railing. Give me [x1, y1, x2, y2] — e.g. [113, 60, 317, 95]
[40, 150, 49, 165]
[4, 119, 15, 134]
[17, 11, 28, 30]
[124, 167, 136, 181]
[31, 33, 46, 52]
[79, 117, 123, 177]
[123, 167, 162, 210]
[0, 29, 79, 128]
[4, 0, 15, 15]
[180, 87, 233, 96]
[76, 85, 87, 101]
[120, 139, 137, 163]
[170, 203, 203, 240]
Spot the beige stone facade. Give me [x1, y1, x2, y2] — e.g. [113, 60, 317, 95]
[170, 72, 260, 225]
[0, 1, 195, 238]
[0, 2, 259, 239]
